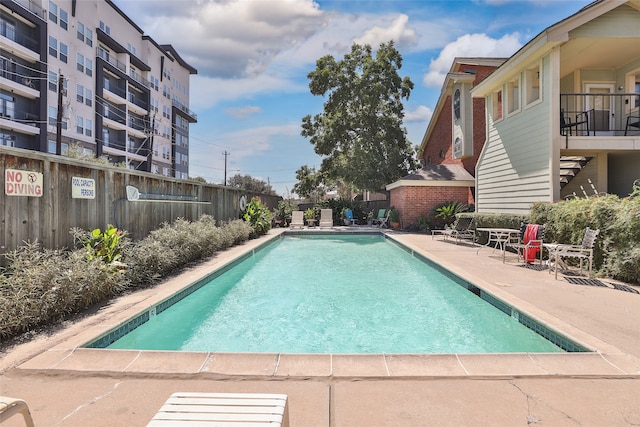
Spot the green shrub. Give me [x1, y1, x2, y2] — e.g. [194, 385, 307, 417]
[242, 197, 272, 237]
[0, 242, 126, 338]
[434, 201, 468, 225]
[0, 215, 254, 340]
[531, 194, 640, 283]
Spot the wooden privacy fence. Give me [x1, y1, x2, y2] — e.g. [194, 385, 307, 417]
[0, 148, 280, 253]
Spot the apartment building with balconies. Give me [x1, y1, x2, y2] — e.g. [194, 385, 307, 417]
[1, 0, 197, 177]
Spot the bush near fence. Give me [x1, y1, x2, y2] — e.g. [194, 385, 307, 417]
[0, 215, 253, 341]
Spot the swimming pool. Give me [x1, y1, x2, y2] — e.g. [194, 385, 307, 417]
[89, 233, 587, 354]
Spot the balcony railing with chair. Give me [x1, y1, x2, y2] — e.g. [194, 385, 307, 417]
[560, 93, 640, 137]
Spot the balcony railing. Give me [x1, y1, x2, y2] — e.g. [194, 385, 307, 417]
[0, 56, 42, 91]
[97, 48, 126, 74]
[560, 93, 640, 136]
[12, 0, 46, 20]
[172, 99, 198, 121]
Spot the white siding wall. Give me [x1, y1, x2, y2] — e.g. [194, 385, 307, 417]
[477, 57, 553, 214]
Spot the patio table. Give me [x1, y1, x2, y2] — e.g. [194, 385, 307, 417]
[476, 228, 520, 256]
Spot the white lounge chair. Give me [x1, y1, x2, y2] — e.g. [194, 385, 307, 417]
[148, 392, 289, 426]
[290, 211, 304, 229]
[0, 396, 35, 427]
[319, 209, 333, 227]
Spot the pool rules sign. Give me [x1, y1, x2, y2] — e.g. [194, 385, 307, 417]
[5, 169, 43, 197]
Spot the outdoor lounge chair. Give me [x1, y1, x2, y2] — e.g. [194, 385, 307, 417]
[548, 227, 599, 279]
[290, 211, 304, 229]
[319, 209, 333, 227]
[504, 223, 545, 264]
[345, 209, 357, 225]
[0, 396, 35, 427]
[431, 216, 475, 244]
[148, 392, 289, 426]
[375, 209, 389, 228]
[373, 209, 388, 227]
[625, 114, 640, 135]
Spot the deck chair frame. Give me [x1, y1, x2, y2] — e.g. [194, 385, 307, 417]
[548, 227, 599, 279]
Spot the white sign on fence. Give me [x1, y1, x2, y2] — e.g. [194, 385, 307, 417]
[5, 168, 43, 197]
[71, 176, 96, 199]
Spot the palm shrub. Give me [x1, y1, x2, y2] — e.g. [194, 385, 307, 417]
[434, 201, 468, 227]
[242, 197, 272, 237]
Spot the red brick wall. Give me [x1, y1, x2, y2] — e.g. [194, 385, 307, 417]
[389, 185, 472, 227]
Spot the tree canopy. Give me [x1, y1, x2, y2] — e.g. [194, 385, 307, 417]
[292, 165, 325, 201]
[227, 174, 276, 195]
[301, 41, 418, 192]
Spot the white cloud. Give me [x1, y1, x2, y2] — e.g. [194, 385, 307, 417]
[422, 33, 522, 88]
[188, 73, 306, 111]
[115, 0, 327, 78]
[224, 106, 262, 120]
[404, 105, 433, 123]
[353, 14, 417, 49]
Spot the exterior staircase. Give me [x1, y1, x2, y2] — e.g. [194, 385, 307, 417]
[560, 156, 592, 188]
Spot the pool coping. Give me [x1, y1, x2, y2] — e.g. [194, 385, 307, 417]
[9, 227, 640, 379]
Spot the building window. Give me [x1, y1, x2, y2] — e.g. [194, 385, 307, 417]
[85, 28, 93, 47]
[1, 132, 15, 147]
[76, 85, 92, 106]
[0, 93, 15, 118]
[48, 36, 58, 58]
[453, 88, 461, 120]
[59, 8, 68, 30]
[507, 77, 520, 114]
[525, 64, 541, 105]
[59, 42, 68, 63]
[85, 119, 92, 137]
[49, 71, 58, 92]
[48, 1, 58, 24]
[85, 58, 92, 76]
[99, 21, 110, 35]
[492, 90, 503, 121]
[76, 116, 84, 134]
[77, 53, 84, 73]
[48, 106, 57, 126]
[77, 22, 85, 42]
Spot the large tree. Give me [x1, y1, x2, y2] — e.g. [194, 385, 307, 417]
[227, 174, 276, 195]
[301, 41, 418, 192]
[292, 165, 326, 202]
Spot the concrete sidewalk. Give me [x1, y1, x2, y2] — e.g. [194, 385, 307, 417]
[1, 229, 639, 426]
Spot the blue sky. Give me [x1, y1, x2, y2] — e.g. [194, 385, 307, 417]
[113, 0, 592, 196]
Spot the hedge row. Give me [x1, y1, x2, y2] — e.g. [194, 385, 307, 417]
[0, 216, 254, 340]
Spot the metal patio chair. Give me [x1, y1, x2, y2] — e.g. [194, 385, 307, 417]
[548, 227, 600, 279]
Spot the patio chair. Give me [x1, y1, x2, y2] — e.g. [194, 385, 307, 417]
[148, 392, 289, 426]
[0, 396, 35, 427]
[431, 216, 475, 244]
[504, 223, 545, 265]
[319, 209, 333, 227]
[625, 114, 639, 135]
[560, 108, 590, 136]
[345, 209, 357, 225]
[548, 227, 600, 279]
[290, 211, 304, 229]
[375, 209, 389, 228]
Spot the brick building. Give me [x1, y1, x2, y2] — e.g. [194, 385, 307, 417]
[386, 58, 505, 227]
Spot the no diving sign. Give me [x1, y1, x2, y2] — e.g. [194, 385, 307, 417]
[5, 169, 43, 197]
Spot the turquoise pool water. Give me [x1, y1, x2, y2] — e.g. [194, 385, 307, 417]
[105, 234, 565, 354]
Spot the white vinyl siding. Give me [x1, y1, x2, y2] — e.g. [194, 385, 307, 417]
[477, 59, 553, 214]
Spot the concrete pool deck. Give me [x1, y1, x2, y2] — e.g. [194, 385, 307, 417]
[1, 227, 639, 426]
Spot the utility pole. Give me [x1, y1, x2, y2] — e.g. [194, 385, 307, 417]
[56, 72, 64, 155]
[223, 150, 230, 186]
[146, 114, 156, 172]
